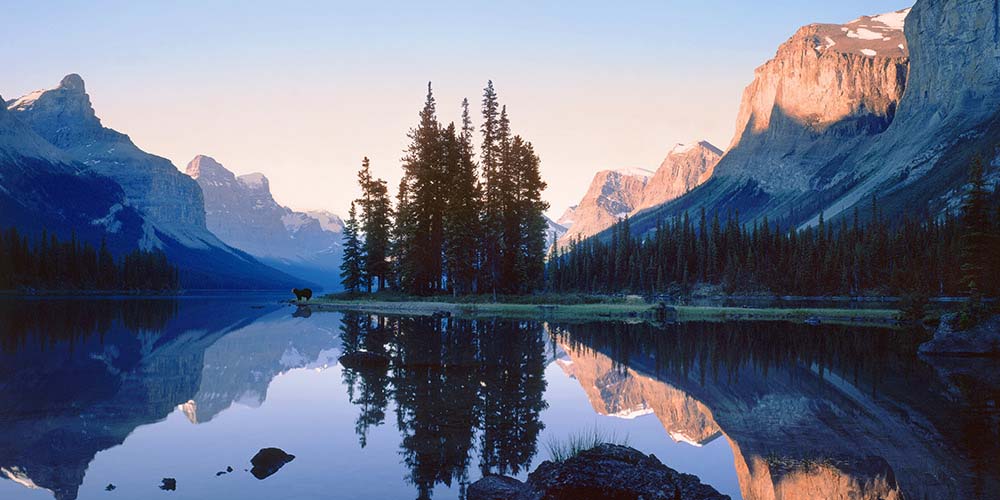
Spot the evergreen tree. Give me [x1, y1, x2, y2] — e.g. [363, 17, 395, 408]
[340, 202, 364, 293]
[396, 83, 446, 295]
[442, 98, 483, 295]
[480, 81, 503, 297]
[960, 157, 993, 319]
[357, 157, 393, 292]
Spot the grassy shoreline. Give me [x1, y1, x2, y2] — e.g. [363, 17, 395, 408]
[306, 297, 902, 326]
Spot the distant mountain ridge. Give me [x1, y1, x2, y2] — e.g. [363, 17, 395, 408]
[557, 141, 722, 245]
[187, 155, 344, 290]
[5, 75, 303, 289]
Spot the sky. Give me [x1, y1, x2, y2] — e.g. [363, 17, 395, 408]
[1, 0, 910, 219]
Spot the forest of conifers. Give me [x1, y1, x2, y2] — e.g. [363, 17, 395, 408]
[0, 227, 180, 292]
[548, 161, 1000, 298]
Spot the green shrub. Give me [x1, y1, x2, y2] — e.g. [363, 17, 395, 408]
[544, 426, 629, 462]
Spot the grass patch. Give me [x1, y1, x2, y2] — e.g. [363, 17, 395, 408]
[308, 295, 901, 326]
[545, 426, 630, 462]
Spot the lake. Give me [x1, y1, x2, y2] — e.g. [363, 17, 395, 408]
[0, 296, 997, 499]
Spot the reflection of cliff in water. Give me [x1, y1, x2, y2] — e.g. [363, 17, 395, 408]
[338, 313, 548, 500]
[0, 299, 326, 500]
[553, 321, 1000, 500]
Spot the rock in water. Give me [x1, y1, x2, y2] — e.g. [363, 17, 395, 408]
[159, 478, 176, 491]
[919, 313, 1000, 356]
[250, 448, 295, 480]
[468, 444, 729, 500]
[468, 475, 529, 500]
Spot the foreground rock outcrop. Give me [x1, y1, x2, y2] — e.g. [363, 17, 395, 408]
[468, 444, 729, 500]
[919, 313, 1000, 356]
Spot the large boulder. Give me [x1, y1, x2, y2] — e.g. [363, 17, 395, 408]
[469, 444, 729, 500]
[919, 313, 1000, 357]
[250, 447, 295, 480]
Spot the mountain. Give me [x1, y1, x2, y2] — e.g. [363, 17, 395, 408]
[187, 155, 344, 289]
[0, 89, 148, 254]
[557, 167, 653, 245]
[556, 205, 578, 228]
[557, 141, 721, 245]
[633, 142, 723, 214]
[624, 4, 1000, 237]
[544, 216, 568, 248]
[6, 75, 301, 289]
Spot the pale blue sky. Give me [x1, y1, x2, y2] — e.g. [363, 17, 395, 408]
[2, 0, 910, 217]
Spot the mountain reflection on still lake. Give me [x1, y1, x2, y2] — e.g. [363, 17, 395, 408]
[0, 297, 996, 499]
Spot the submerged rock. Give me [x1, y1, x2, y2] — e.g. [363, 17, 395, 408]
[919, 313, 1000, 357]
[338, 351, 390, 370]
[159, 478, 176, 491]
[250, 447, 296, 480]
[468, 475, 527, 500]
[468, 444, 729, 500]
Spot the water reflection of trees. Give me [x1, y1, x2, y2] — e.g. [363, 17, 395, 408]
[339, 313, 547, 499]
[552, 321, 927, 394]
[0, 299, 178, 353]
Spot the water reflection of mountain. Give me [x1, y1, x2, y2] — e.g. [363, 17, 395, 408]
[182, 306, 341, 423]
[338, 313, 548, 500]
[0, 299, 335, 500]
[553, 321, 1000, 500]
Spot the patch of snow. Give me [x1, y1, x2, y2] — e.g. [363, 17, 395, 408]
[860, 48, 878, 57]
[613, 166, 654, 178]
[6, 90, 44, 111]
[825, 37, 836, 49]
[609, 406, 654, 420]
[90, 203, 124, 233]
[1, 467, 49, 492]
[871, 8, 910, 30]
[847, 28, 886, 40]
[669, 431, 705, 447]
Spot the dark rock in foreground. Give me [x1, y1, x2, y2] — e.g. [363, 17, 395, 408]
[919, 313, 1000, 357]
[338, 351, 390, 370]
[469, 444, 729, 500]
[250, 447, 295, 480]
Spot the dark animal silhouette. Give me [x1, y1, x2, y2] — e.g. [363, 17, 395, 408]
[292, 288, 313, 302]
[292, 305, 312, 318]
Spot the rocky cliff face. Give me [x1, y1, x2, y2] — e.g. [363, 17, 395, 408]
[0, 89, 146, 253]
[8, 75, 208, 232]
[558, 140, 721, 245]
[187, 155, 343, 289]
[6, 75, 302, 289]
[557, 168, 652, 245]
[628, 2, 1000, 236]
[633, 142, 722, 214]
[717, 9, 910, 196]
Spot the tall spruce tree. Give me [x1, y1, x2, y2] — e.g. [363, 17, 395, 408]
[442, 99, 483, 295]
[396, 82, 446, 294]
[340, 202, 364, 293]
[480, 81, 502, 297]
[357, 157, 393, 292]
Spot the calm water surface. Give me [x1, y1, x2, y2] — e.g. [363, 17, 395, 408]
[0, 297, 997, 499]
